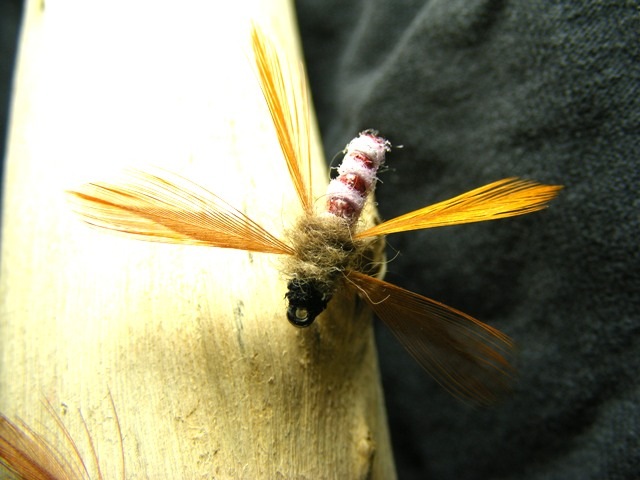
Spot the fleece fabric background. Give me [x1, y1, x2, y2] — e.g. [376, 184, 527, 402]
[296, 1, 638, 480]
[1, 1, 638, 479]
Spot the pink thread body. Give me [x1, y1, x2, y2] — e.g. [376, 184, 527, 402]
[326, 130, 391, 223]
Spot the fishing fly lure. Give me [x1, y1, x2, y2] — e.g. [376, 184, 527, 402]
[68, 25, 561, 405]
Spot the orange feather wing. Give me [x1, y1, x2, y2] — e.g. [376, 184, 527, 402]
[356, 177, 562, 238]
[251, 24, 314, 214]
[68, 169, 293, 255]
[345, 271, 514, 406]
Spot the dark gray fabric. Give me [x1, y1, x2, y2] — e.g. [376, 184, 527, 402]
[0, 0, 23, 189]
[297, 1, 639, 479]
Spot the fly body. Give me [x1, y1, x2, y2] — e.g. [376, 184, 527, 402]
[284, 129, 390, 326]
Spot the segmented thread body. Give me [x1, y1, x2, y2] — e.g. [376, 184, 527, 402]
[326, 130, 391, 223]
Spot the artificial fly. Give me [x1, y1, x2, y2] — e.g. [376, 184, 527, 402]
[67, 25, 562, 406]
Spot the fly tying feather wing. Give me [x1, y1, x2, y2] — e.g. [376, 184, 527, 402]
[68, 169, 293, 255]
[356, 178, 562, 238]
[345, 271, 514, 406]
[251, 24, 314, 214]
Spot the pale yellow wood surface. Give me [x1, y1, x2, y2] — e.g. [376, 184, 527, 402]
[1, 0, 396, 478]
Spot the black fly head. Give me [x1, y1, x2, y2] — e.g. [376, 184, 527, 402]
[285, 278, 332, 327]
